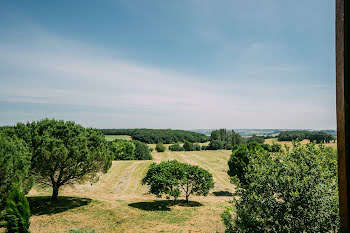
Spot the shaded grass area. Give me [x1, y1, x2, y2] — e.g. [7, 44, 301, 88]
[128, 200, 202, 211]
[28, 196, 92, 216]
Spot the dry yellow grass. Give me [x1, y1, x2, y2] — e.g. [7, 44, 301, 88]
[26, 150, 234, 233]
[264, 138, 337, 149]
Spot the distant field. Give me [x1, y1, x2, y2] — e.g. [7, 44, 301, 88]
[264, 138, 337, 149]
[26, 150, 234, 233]
[105, 135, 132, 141]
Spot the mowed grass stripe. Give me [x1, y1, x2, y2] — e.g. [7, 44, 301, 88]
[184, 151, 232, 187]
[124, 161, 153, 195]
[115, 162, 143, 195]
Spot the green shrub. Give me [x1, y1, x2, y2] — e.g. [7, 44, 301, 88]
[155, 143, 166, 152]
[0, 133, 31, 209]
[183, 141, 195, 151]
[133, 140, 153, 160]
[224, 142, 339, 232]
[193, 144, 201, 151]
[5, 185, 30, 233]
[168, 143, 184, 151]
[227, 143, 263, 185]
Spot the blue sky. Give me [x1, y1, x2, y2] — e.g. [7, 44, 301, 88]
[0, 0, 335, 129]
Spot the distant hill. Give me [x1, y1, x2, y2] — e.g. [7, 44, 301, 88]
[190, 129, 337, 137]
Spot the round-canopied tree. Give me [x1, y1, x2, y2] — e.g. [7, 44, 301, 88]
[142, 160, 214, 204]
[179, 164, 214, 202]
[21, 119, 113, 200]
[155, 143, 166, 152]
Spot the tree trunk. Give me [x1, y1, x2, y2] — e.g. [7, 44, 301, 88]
[173, 197, 176, 205]
[186, 194, 189, 203]
[51, 184, 59, 200]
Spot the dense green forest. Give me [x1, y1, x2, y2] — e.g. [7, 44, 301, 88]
[99, 128, 209, 144]
[277, 130, 334, 143]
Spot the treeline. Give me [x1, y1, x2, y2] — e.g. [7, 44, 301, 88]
[167, 142, 201, 151]
[206, 129, 266, 150]
[99, 128, 209, 144]
[108, 139, 152, 160]
[277, 130, 334, 143]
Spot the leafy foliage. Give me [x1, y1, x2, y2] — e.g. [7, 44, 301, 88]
[108, 140, 135, 160]
[99, 129, 209, 144]
[277, 130, 334, 143]
[14, 119, 113, 200]
[224, 142, 339, 232]
[142, 160, 214, 204]
[133, 140, 153, 160]
[227, 143, 265, 185]
[5, 185, 31, 233]
[208, 129, 243, 150]
[155, 143, 166, 152]
[168, 143, 184, 151]
[0, 132, 31, 209]
[179, 163, 214, 202]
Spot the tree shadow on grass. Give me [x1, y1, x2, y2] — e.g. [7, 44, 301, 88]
[213, 191, 233, 197]
[28, 196, 92, 216]
[128, 200, 202, 211]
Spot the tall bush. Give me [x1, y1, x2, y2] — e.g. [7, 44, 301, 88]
[223, 142, 339, 232]
[5, 185, 31, 233]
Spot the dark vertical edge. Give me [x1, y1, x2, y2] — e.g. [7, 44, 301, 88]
[337, 0, 349, 231]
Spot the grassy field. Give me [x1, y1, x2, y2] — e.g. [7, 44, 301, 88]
[105, 135, 132, 141]
[25, 149, 234, 233]
[264, 138, 337, 149]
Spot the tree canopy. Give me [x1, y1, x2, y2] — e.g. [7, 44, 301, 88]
[0, 132, 31, 209]
[223, 143, 339, 232]
[15, 119, 113, 200]
[277, 130, 334, 143]
[99, 128, 209, 144]
[142, 160, 214, 204]
[155, 143, 166, 152]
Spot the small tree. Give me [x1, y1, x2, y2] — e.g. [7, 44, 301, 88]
[169, 143, 184, 151]
[109, 140, 135, 160]
[21, 119, 113, 200]
[142, 160, 214, 204]
[5, 185, 31, 233]
[155, 143, 166, 152]
[142, 160, 183, 204]
[179, 164, 214, 202]
[183, 141, 195, 151]
[133, 140, 152, 160]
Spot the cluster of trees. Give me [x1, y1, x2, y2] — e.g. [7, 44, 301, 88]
[223, 142, 338, 232]
[99, 128, 209, 144]
[277, 130, 334, 143]
[109, 140, 152, 160]
[142, 160, 214, 203]
[207, 129, 266, 150]
[167, 142, 201, 152]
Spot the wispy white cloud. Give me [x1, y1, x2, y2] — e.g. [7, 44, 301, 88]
[0, 23, 335, 129]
